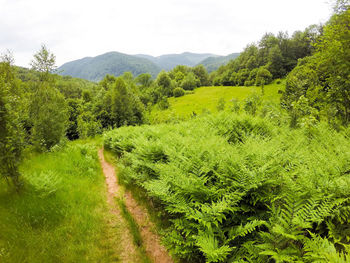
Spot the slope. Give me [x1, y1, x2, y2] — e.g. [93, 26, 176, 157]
[58, 52, 161, 82]
[135, 52, 219, 70]
[150, 80, 284, 123]
[197, 53, 240, 72]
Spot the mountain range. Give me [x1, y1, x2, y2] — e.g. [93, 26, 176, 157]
[58, 51, 239, 82]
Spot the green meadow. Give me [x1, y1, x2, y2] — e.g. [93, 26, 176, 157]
[0, 141, 120, 263]
[150, 80, 284, 123]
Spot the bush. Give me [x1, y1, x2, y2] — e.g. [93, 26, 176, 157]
[157, 97, 170, 110]
[173, 87, 185, 97]
[216, 98, 226, 111]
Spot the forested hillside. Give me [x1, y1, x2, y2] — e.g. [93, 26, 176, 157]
[137, 52, 219, 70]
[198, 53, 240, 73]
[210, 26, 322, 87]
[59, 52, 222, 81]
[58, 52, 161, 82]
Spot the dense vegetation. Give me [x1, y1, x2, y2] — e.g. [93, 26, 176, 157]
[104, 2, 350, 262]
[210, 26, 321, 87]
[104, 112, 350, 262]
[1, 1, 349, 262]
[0, 142, 119, 262]
[282, 2, 350, 126]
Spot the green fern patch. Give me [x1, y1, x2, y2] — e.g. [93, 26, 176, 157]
[104, 113, 350, 262]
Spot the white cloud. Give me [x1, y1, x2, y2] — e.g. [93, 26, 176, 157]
[0, 0, 332, 67]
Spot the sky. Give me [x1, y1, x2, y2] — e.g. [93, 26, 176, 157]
[0, 0, 332, 67]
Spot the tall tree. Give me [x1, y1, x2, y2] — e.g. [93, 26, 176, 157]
[315, 4, 350, 123]
[30, 44, 56, 82]
[30, 86, 68, 150]
[0, 53, 24, 188]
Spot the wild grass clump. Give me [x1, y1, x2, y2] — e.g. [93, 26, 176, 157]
[0, 142, 118, 263]
[105, 112, 350, 262]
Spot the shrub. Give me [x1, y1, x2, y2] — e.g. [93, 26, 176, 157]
[173, 87, 185, 97]
[216, 98, 226, 111]
[157, 97, 170, 110]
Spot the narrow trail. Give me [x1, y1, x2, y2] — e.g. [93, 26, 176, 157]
[98, 149, 139, 262]
[98, 148, 173, 263]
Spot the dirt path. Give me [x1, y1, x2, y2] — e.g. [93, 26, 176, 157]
[98, 149, 139, 263]
[98, 149, 173, 263]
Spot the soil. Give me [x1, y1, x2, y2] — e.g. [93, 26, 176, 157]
[98, 149, 138, 263]
[98, 149, 173, 263]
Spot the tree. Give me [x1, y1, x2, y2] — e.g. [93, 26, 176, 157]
[108, 77, 144, 127]
[256, 67, 272, 95]
[314, 5, 350, 123]
[181, 72, 199, 90]
[192, 65, 210, 86]
[267, 45, 285, 78]
[156, 71, 173, 97]
[30, 86, 68, 150]
[77, 111, 101, 139]
[173, 87, 185, 97]
[135, 73, 153, 88]
[30, 44, 56, 81]
[0, 54, 24, 188]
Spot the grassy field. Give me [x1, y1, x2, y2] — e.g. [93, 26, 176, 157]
[0, 140, 120, 263]
[150, 80, 284, 123]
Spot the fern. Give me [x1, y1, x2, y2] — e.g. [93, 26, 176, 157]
[196, 232, 233, 263]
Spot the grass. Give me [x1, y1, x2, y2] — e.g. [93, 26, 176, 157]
[103, 150, 153, 263]
[104, 150, 172, 232]
[0, 140, 120, 263]
[150, 80, 284, 123]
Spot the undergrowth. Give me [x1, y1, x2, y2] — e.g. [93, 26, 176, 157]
[105, 112, 350, 262]
[0, 141, 119, 263]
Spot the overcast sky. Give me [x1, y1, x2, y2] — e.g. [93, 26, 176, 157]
[0, 0, 332, 67]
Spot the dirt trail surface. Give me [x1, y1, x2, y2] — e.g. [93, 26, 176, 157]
[98, 149, 138, 263]
[98, 148, 173, 263]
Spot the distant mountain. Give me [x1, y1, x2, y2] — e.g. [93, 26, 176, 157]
[135, 52, 219, 71]
[58, 51, 238, 82]
[58, 52, 161, 82]
[197, 53, 240, 73]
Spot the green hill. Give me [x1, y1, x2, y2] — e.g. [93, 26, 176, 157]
[136, 52, 219, 70]
[197, 53, 240, 72]
[58, 52, 161, 82]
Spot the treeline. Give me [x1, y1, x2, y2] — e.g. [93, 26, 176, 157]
[0, 47, 210, 187]
[210, 26, 321, 87]
[282, 1, 350, 127]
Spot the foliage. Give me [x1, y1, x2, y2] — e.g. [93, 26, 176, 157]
[211, 26, 322, 86]
[0, 142, 120, 262]
[105, 113, 350, 262]
[30, 85, 68, 151]
[30, 44, 56, 82]
[0, 59, 24, 188]
[173, 87, 185, 97]
[216, 98, 226, 111]
[281, 3, 350, 125]
[77, 111, 102, 138]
